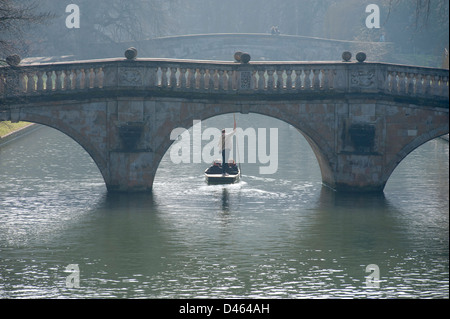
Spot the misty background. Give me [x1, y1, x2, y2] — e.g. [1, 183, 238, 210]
[3, 0, 450, 67]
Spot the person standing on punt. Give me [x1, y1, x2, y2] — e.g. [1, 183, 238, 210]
[220, 118, 237, 175]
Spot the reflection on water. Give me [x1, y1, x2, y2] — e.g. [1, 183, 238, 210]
[0, 116, 448, 299]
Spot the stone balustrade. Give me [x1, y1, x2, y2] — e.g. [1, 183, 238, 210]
[1, 58, 448, 104]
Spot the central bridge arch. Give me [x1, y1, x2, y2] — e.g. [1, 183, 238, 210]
[150, 102, 335, 190]
[154, 112, 324, 185]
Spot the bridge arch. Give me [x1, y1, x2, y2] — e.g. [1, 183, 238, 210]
[17, 109, 110, 187]
[151, 106, 335, 189]
[384, 125, 450, 185]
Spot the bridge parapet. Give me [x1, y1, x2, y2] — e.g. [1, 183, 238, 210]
[1, 58, 448, 106]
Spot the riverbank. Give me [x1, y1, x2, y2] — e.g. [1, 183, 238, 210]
[0, 122, 42, 147]
[0, 122, 31, 137]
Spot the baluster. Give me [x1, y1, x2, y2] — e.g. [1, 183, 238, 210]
[24, 72, 31, 93]
[227, 70, 234, 90]
[322, 69, 329, 90]
[257, 70, 265, 90]
[78, 69, 86, 89]
[99, 68, 105, 88]
[155, 67, 161, 86]
[27, 72, 35, 93]
[199, 69, 206, 90]
[81, 69, 86, 89]
[223, 70, 230, 91]
[192, 69, 198, 89]
[62, 70, 69, 90]
[66, 70, 71, 90]
[398, 72, 406, 94]
[312, 69, 320, 90]
[160, 67, 168, 87]
[406, 73, 414, 95]
[94, 68, 103, 88]
[267, 70, 274, 90]
[414, 73, 422, 95]
[203, 69, 209, 89]
[179, 68, 187, 88]
[170, 67, 178, 88]
[36, 71, 44, 91]
[69, 70, 76, 90]
[218, 70, 224, 90]
[204, 69, 210, 89]
[432, 75, 441, 96]
[83, 69, 90, 88]
[45, 71, 53, 91]
[74, 69, 80, 89]
[294, 69, 302, 90]
[304, 70, 311, 90]
[276, 70, 283, 90]
[385, 71, 392, 92]
[187, 69, 195, 88]
[285, 70, 293, 90]
[250, 70, 256, 90]
[384, 71, 392, 92]
[443, 76, 449, 98]
[54, 70, 62, 90]
[86, 68, 93, 88]
[208, 69, 215, 89]
[391, 71, 398, 93]
[181, 68, 188, 88]
[216, 70, 222, 90]
[84, 68, 89, 89]
[424, 75, 431, 95]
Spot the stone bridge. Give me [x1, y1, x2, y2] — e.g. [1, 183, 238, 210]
[0, 56, 448, 192]
[87, 33, 394, 62]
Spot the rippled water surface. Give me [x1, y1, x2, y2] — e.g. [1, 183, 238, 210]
[0, 115, 448, 298]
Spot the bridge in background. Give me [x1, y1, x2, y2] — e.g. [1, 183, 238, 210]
[78, 33, 395, 62]
[0, 55, 448, 192]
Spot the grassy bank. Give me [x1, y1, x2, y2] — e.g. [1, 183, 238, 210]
[0, 121, 32, 138]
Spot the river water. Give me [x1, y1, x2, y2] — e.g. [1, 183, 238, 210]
[0, 114, 448, 299]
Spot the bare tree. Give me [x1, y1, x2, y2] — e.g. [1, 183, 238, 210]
[24, 0, 180, 59]
[0, 0, 54, 64]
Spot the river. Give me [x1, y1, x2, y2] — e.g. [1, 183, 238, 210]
[0, 114, 448, 299]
